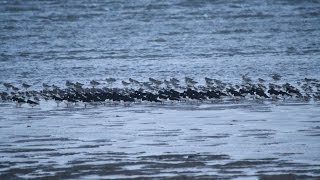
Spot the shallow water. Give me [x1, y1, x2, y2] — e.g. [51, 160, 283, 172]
[1, 0, 320, 179]
[0, 102, 320, 179]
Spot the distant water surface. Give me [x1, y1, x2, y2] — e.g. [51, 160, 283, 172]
[0, 0, 320, 85]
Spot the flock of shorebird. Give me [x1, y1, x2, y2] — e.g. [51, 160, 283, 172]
[0, 74, 320, 108]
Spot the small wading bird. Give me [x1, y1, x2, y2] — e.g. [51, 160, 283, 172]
[129, 78, 140, 86]
[11, 95, 26, 107]
[65, 80, 75, 88]
[163, 80, 172, 88]
[27, 99, 39, 108]
[205, 77, 214, 87]
[142, 82, 155, 91]
[42, 83, 51, 90]
[258, 78, 266, 83]
[51, 94, 63, 107]
[185, 77, 198, 87]
[170, 78, 180, 84]
[122, 80, 130, 87]
[90, 80, 100, 88]
[241, 73, 252, 83]
[106, 78, 116, 87]
[3, 83, 13, 90]
[170, 78, 180, 89]
[74, 82, 84, 91]
[149, 78, 162, 87]
[22, 83, 31, 90]
[12, 86, 19, 92]
[272, 73, 281, 81]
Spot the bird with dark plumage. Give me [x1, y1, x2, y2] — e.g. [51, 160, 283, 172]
[122, 80, 130, 87]
[22, 83, 31, 90]
[205, 77, 214, 87]
[227, 88, 244, 98]
[271, 73, 281, 81]
[27, 99, 39, 108]
[129, 78, 140, 86]
[3, 83, 13, 90]
[185, 77, 198, 87]
[12, 86, 19, 92]
[241, 73, 252, 83]
[90, 80, 100, 88]
[149, 78, 162, 87]
[1, 76, 320, 107]
[12, 95, 26, 107]
[106, 78, 116, 87]
[42, 83, 51, 90]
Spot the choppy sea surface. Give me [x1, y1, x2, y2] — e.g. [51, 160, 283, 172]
[1, 0, 320, 179]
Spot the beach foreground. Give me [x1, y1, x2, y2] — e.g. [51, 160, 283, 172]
[1, 101, 319, 179]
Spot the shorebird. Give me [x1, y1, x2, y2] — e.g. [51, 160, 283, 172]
[51, 94, 63, 107]
[129, 78, 140, 86]
[268, 85, 290, 98]
[213, 79, 223, 85]
[74, 82, 84, 90]
[122, 80, 130, 87]
[3, 83, 13, 90]
[2, 76, 320, 107]
[164, 80, 172, 89]
[52, 84, 60, 90]
[226, 87, 244, 98]
[42, 83, 51, 90]
[62, 93, 78, 107]
[205, 77, 214, 87]
[27, 99, 39, 108]
[170, 78, 180, 84]
[12, 86, 19, 92]
[205, 77, 213, 82]
[304, 78, 318, 83]
[12, 95, 26, 107]
[149, 78, 162, 87]
[258, 78, 266, 83]
[106, 78, 117, 86]
[142, 82, 155, 91]
[301, 83, 313, 93]
[313, 92, 320, 101]
[171, 81, 180, 89]
[271, 73, 281, 81]
[241, 73, 252, 83]
[90, 80, 100, 88]
[282, 83, 302, 97]
[185, 77, 198, 87]
[269, 83, 281, 90]
[0, 92, 10, 102]
[22, 83, 31, 90]
[65, 80, 75, 89]
[257, 83, 267, 90]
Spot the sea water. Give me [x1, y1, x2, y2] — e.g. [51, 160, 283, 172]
[0, 0, 320, 179]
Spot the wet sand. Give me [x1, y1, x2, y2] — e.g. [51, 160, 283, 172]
[0, 102, 319, 179]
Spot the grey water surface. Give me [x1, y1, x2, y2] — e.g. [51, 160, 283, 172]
[1, 0, 320, 179]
